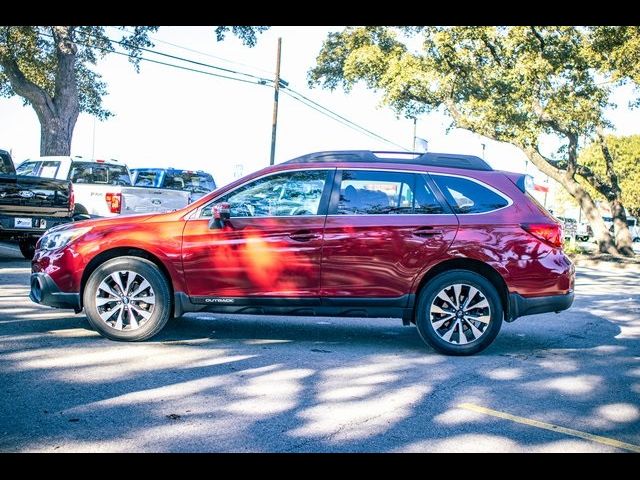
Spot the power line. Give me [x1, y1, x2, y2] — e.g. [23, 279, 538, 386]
[116, 26, 275, 76]
[282, 89, 410, 151]
[41, 30, 410, 150]
[82, 31, 272, 84]
[282, 88, 410, 152]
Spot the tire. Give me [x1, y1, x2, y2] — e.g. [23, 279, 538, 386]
[415, 270, 503, 356]
[83, 256, 171, 341]
[18, 238, 37, 260]
[73, 204, 91, 222]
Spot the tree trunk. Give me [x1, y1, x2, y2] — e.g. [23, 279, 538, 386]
[598, 132, 635, 256]
[40, 114, 76, 156]
[561, 177, 617, 254]
[521, 145, 618, 254]
[609, 199, 635, 256]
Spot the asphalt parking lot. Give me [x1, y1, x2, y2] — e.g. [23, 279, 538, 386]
[1, 241, 639, 452]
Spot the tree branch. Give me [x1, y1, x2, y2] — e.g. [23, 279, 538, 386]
[530, 26, 545, 51]
[596, 128, 622, 199]
[575, 163, 613, 198]
[480, 36, 502, 67]
[0, 54, 55, 117]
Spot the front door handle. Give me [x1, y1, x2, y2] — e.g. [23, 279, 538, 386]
[413, 227, 444, 238]
[289, 230, 321, 242]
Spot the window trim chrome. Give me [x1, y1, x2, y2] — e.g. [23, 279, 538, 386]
[192, 167, 335, 220]
[190, 166, 513, 220]
[428, 172, 513, 215]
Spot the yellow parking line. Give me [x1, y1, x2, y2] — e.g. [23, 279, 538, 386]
[457, 403, 640, 453]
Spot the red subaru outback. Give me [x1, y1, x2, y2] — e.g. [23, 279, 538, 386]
[30, 151, 574, 355]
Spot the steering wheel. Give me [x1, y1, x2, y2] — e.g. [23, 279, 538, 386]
[235, 202, 254, 217]
[289, 206, 313, 216]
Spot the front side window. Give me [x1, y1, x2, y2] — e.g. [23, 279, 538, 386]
[201, 170, 328, 218]
[69, 162, 131, 186]
[431, 174, 509, 214]
[335, 170, 444, 215]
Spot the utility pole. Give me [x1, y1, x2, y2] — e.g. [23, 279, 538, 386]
[412, 118, 417, 151]
[92, 116, 96, 159]
[269, 37, 282, 166]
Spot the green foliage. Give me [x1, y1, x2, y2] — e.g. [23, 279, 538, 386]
[589, 26, 640, 106]
[215, 26, 269, 47]
[0, 26, 269, 120]
[578, 135, 640, 217]
[309, 27, 610, 149]
[0, 26, 159, 119]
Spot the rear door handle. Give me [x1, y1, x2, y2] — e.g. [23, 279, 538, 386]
[289, 230, 321, 242]
[413, 227, 444, 237]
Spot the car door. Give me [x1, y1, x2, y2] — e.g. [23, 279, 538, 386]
[182, 168, 334, 300]
[320, 169, 458, 302]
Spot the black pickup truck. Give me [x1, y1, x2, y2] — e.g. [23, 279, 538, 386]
[0, 149, 74, 259]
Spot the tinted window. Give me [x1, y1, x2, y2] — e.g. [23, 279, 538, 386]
[336, 170, 444, 215]
[164, 171, 216, 194]
[0, 154, 12, 175]
[15, 160, 60, 178]
[132, 170, 160, 187]
[69, 162, 131, 186]
[431, 174, 509, 214]
[202, 170, 328, 218]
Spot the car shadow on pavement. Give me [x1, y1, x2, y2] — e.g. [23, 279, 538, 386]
[1, 257, 639, 452]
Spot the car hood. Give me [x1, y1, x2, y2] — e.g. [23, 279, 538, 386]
[48, 213, 158, 233]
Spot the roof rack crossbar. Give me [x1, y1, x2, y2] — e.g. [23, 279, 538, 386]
[283, 150, 493, 171]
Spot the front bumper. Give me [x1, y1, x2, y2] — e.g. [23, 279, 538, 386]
[507, 291, 574, 321]
[30, 273, 81, 311]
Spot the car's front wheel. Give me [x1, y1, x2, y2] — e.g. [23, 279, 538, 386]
[415, 270, 503, 355]
[83, 256, 171, 341]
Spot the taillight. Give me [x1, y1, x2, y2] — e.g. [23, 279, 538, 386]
[68, 183, 75, 214]
[522, 223, 563, 248]
[105, 192, 122, 214]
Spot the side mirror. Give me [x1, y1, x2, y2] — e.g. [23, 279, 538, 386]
[208, 202, 231, 229]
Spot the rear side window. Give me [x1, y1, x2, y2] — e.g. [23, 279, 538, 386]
[431, 174, 509, 214]
[165, 171, 216, 194]
[133, 170, 160, 187]
[335, 170, 445, 215]
[69, 162, 131, 186]
[15, 160, 60, 178]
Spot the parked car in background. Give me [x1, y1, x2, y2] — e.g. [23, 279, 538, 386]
[555, 216, 576, 241]
[0, 149, 74, 259]
[30, 150, 574, 355]
[16, 157, 189, 218]
[602, 215, 640, 242]
[131, 168, 217, 203]
[575, 221, 591, 242]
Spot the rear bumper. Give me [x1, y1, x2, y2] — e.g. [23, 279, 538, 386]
[508, 291, 574, 321]
[30, 273, 81, 311]
[0, 214, 73, 240]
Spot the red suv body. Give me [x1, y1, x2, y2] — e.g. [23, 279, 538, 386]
[30, 151, 574, 355]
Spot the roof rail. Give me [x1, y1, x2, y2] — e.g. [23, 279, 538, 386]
[283, 150, 492, 171]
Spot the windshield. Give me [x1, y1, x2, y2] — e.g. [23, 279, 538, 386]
[69, 162, 131, 186]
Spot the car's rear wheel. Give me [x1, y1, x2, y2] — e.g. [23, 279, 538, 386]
[83, 256, 171, 341]
[415, 270, 503, 356]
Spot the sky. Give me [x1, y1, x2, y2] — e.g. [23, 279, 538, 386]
[1, 26, 639, 190]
